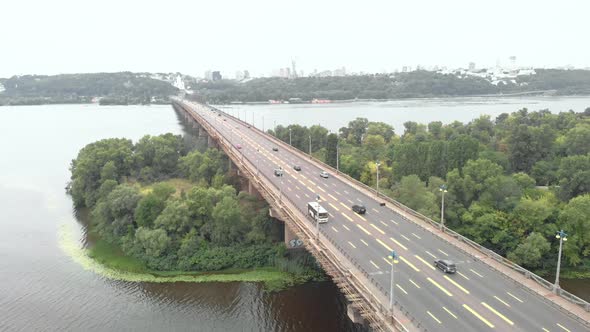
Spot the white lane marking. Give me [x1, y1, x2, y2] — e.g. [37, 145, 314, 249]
[411, 233, 421, 239]
[360, 239, 369, 247]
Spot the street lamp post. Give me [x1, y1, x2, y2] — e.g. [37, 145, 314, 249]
[439, 184, 448, 232]
[554, 230, 568, 293]
[289, 128, 292, 146]
[336, 141, 340, 172]
[309, 135, 312, 155]
[315, 195, 321, 241]
[262, 116, 265, 132]
[375, 161, 381, 193]
[389, 250, 399, 316]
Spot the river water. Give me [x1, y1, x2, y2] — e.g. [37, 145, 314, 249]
[1, 98, 589, 331]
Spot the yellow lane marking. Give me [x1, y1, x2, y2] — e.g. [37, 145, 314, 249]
[390, 219, 399, 225]
[556, 324, 571, 332]
[415, 255, 435, 270]
[329, 203, 340, 211]
[370, 260, 380, 269]
[409, 279, 421, 289]
[542, 328, 550, 332]
[462, 304, 494, 328]
[360, 239, 369, 246]
[438, 249, 449, 256]
[341, 212, 354, 222]
[506, 292, 523, 303]
[372, 208, 380, 213]
[494, 296, 510, 307]
[300, 174, 307, 179]
[298, 179, 307, 187]
[340, 202, 349, 210]
[443, 306, 458, 319]
[342, 224, 350, 231]
[412, 233, 421, 239]
[425, 250, 437, 259]
[457, 271, 470, 280]
[376, 239, 393, 251]
[348, 241, 356, 249]
[307, 179, 316, 186]
[401, 234, 411, 241]
[470, 269, 484, 278]
[481, 302, 514, 326]
[357, 224, 372, 235]
[390, 237, 408, 250]
[328, 193, 338, 201]
[444, 275, 470, 294]
[379, 220, 389, 227]
[331, 226, 339, 233]
[317, 186, 326, 193]
[295, 186, 301, 190]
[356, 214, 367, 222]
[295, 194, 301, 199]
[396, 284, 408, 295]
[427, 311, 442, 324]
[370, 224, 386, 235]
[400, 256, 420, 272]
[427, 277, 453, 296]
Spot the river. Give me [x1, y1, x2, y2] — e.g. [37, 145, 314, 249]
[1, 98, 589, 331]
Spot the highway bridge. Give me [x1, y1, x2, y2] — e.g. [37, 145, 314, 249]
[171, 98, 590, 331]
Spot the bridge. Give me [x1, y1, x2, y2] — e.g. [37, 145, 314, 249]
[171, 97, 590, 331]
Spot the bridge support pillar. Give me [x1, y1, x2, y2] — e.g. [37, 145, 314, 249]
[207, 135, 218, 148]
[347, 304, 364, 324]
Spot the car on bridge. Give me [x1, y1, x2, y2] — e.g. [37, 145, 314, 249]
[272, 147, 279, 151]
[352, 204, 366, 214]
[434, 259, 456, 274]
[293, 165, 302, 171]
[320, 171, 329, 178]
[235, 144, 242, 149]
[274, 168, 283, 176]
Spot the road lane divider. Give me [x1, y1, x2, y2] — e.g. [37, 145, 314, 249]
[379, 220, 389, 227]
[328, 203, 340, 211]
[295, 194, 301, 199]
[376, 238, 393, 251]
[370, 224, 386, 235]
[427, 277, 453, 296]
[331, 226, 339, 233]
[470, 268, 484, 278]
[396, 284, 408, 295]
[415, 255, 435, 270]
[444, 275, 470, 294]
[425, 250, 437, 259]
[360, 239, 369, 247]
[506, 292, 523, 303]
[493, 296, 510, 307]
[400, 256, 420, 272]
[370, 260, 380, 269]
[340, 212, 354, 222]
[556, 323, 571, 332]
[342, 224, 350, 231]
[348, 241, 356, 249]
[481, 302, 514, 326]
[437, 249, 449, 256]
[356, 224, 372, 235]
[372, 208, 380, 213]
[427, 311, 442, 324]
[401, 234, 411, 241]
[443, 306, 458, 319]
[462, 304, 494, 328]
[340, 202, 349, 210]
[411, 233, 421, 239]
[328, 193, 338, 201]
[457, 271, 470, 280]
[409, 279, 421, 289]
[390, 219, 399, 225]
[390, 237, 408, 250]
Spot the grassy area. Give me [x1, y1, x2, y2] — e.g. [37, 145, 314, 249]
[138, 178, 194, 197]
[88, 239, 149, 273]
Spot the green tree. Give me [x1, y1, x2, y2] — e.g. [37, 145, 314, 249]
[507, 232, 551, 268]
[393, 175, 438, 218]
[135, 227, 171, 258]
[347, 117, 369, 145]
[560, 195, 590, 266]
[154, 200, 192, 237]
[564, 124, 590, 156]
[325, 133, 338, 167]
[447, 135, 479, 173]
[557, 154, 590, 201]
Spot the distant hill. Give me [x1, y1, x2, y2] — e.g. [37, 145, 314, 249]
[0, 72, 178, 106]
[187, 69, 590, 104]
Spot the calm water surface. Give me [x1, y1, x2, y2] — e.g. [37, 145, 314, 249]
[1, 98, 589, 331]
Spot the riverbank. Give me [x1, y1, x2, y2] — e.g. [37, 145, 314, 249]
[59, 223, 295, 289]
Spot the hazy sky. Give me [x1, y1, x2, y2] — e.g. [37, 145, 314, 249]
[2, 0, 589, 78]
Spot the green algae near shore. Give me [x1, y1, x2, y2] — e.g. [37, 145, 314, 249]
[58, 223, 289, 284]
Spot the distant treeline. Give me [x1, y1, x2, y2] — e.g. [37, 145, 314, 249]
[0, 72, 177, 106]
[187, 69, 590, 103]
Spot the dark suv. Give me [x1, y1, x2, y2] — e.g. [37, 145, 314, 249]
[434, 259, 456, 274]
[352, 204, 366, 214]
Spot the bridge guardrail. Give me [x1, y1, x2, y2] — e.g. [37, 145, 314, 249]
[177, 99, 590, 328]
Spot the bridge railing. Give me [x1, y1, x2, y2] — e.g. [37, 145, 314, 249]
[179, 99, 590, 326]
[175, 99, 411, 331]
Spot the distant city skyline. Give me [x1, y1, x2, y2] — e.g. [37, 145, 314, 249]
[2, 0, 590, 78]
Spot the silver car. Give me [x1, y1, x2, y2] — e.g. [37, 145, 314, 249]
[320, 171, 329, 178]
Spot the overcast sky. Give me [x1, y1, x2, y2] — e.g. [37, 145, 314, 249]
[2, 0, 589, 78]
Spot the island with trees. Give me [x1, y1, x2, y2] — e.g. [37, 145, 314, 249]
[268, 106, 590, 278]
[68, 133, 321, 289]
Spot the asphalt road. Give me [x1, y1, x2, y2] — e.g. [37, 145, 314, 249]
[186, 101, 587, 332]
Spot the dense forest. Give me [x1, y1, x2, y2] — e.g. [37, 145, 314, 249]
[188, 69, 590, 103]
[0, 72, 177, 106]
[68, 133, 321, 284]
[269, 107, 590, 277]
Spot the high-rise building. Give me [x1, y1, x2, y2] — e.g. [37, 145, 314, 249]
[212, 71, 222, 81]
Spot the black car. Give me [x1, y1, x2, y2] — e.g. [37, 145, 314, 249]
[272, 147, 279, 151]
[293, 165, 302, 171]
[352, 204, 366, 214]
[434, 259, 457, 274]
